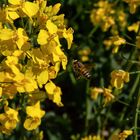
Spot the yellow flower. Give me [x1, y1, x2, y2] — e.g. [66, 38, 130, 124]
[8, 0, 39, 18]
[90, 1, 115, 32]
[81, 135, 101, 140]
[112, 130, 133, 140]
[5, 56, 18, 67]
[26, 101, 45, 118]
[48, 62, 60, 79]
[128, 21, 140, 33]
[110, 70, 130, 89]
[123, 0, 140, 14]
[110, 36, 126, 53]
[90, 87, 114, 105]
[16, 28, 29, 49]
[0, 28, 14, 41]
[103, 88, 115, 105]
[37, 70, 49, 88]
[46, 20, 58, 34]
[0, 106, 19, 135]
[13, 67, 38, 93]
[119, 130, 133, 140]
[63, 28, 74, 49]
[24, 101, 45, 130]
[45, 81, 63, 106]
[37, 29, 49, 45]
[90, 87, 103, 100]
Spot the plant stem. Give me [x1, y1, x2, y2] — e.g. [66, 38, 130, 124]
[119, 74, 140, 122]
[134, 74, 140, 140]
[85, 80, 90, 135]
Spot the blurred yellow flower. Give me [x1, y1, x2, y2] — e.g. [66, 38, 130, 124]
[90, 87, 114, 105]
[110, 70, 130, 89]
[128, 21, 140, 33]
[81, 135, 101, 140]
[123, 0, 140, 14]
[119, 130, 133, 140]
[103, 88, 114, 105]
[90, 1, 115, 32]
[90, 87, 103, 100]
[110, 36, 126, 53]
[112, 130, 133, 140]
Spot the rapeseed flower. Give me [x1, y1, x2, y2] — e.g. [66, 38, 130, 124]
[24, 101, 45, 130]
[110, 70, 130, 89]
[0, 106, 19, 135]
[112, 130, 133, 140]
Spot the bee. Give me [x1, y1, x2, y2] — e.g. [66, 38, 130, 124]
[72, 60, 92, 79]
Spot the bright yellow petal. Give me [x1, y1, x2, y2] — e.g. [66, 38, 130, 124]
[52, 3, 61, 15]
[24, 117, 41, 130]
[45, 81, 56, 95]
[22, 2, 39, 17]
[8, 0, 21, 5]
[46, 20, 58, 34]
[37, 29, 49, 45]
[37, 70, 49, 88]
[0, 29, 14, 40]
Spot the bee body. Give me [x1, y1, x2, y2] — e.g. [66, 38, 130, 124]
[72, 60, 91, 79]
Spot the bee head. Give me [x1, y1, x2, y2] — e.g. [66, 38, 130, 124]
[73, 59, 78, 64]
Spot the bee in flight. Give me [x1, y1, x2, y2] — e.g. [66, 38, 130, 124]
[72, 60, 92, 79]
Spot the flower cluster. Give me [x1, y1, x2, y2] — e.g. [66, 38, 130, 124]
[0, 0, 73, 134]
[90, 0, 128, 53]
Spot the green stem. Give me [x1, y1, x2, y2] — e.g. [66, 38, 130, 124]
[119, 74, 140, 122]
[88, 25, 99, 38]
[85, 80, 90, 135]
[126, 42, 136, 47]
[134, 74, 140, 140]
[129, 71, 140, 74]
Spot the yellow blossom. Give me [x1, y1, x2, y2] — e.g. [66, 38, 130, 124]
[13, 68, 38, 93]
[111, 36, 126, 46]
[90, 87, 103, 100]
[24, 101, 45, 131]
[103, 88, 115, 105]
[37, 29, 49, 45]
[128, 22, 140, 33]
[5, 56, 18, 67]
[0, 106, 19, 135]
[63, 28, 74, 49]
[0, 28, 14, 40]
[81, 135, 101, 140]
[16, 28, 29, 49]
[123, 0, 140, 14]
[112, 130, 133, 140]
[119, 130, 133, 140]
[46, 20, 58, 34]
[45, 81, 63, 106]
[90, 1, 115, 32]
[110, 36, 126, 53]
[110, 70, 130, 89]
[37, 69, 49, 88]
[8, 0, 39, 18]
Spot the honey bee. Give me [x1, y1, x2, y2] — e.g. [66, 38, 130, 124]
[72, 60, 91, 79]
